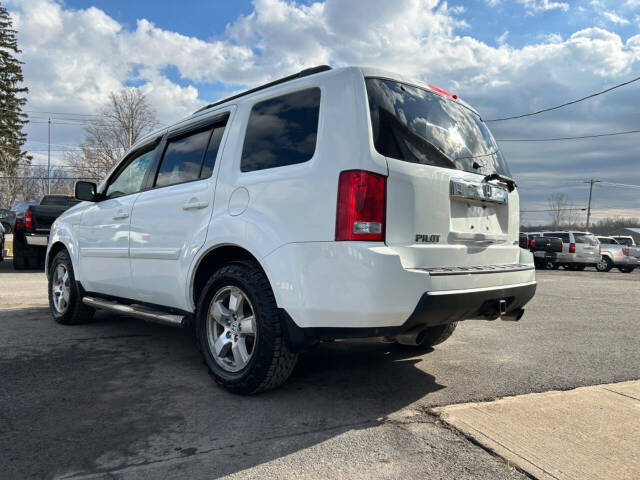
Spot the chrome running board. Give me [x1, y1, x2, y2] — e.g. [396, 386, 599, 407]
[82, 296, 187, 328]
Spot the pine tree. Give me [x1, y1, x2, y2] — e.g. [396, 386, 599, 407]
[0, 2, 30, 206]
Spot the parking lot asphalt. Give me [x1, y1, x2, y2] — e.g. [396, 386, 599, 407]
[0, 261, 638, 479]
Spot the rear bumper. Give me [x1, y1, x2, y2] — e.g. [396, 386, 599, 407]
[281, 281, 536, 348]
[24, 233, 49, 247]
[402, 281, 536, 329]
[263, 241, 536, 330]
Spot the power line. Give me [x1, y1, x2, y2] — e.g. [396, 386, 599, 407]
[496, 130, 640, 142]
[521, 208, 587, 212]
[0, 105, 100, 117]
[598, 181, 640, 190]
[485, 75, 640, 122]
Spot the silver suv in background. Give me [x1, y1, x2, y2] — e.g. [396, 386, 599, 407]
[595, 236, 638, 273]
[528, 231, 600, 270]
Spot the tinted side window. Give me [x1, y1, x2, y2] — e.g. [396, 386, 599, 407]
[241, 88, 321, 172]
[106, 148, 155, 199]
[200, 126, 225, 179]
[156, 129, 212, 188]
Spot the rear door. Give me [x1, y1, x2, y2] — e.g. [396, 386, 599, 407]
[365, 77, 519, 269]
[128, 112, 230, 309]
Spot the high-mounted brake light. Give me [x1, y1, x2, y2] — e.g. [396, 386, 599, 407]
[428, 84, 458, 99]
[335, 170, 386, 241]
[569, 242, 576, 254]
[24, 210, 34, 230]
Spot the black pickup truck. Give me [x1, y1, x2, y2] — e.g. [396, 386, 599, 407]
[12, 195, 80, 270]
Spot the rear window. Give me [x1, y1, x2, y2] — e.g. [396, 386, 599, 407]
[574, 233, 598, 245]
[597, 237, 618, 245]
[241, 88, 321, 172]
[614, 237, 632, 246]
[544, 232, 570, 242]
[365, 78, 510, 177]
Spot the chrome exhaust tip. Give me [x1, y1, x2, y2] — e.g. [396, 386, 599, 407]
[395, 326, 427, 346]
[501, 308, 525, 322]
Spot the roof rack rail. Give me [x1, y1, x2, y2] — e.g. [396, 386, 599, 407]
[193, 65, 332, 114]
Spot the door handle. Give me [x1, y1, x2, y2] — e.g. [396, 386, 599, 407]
[112, 211, 129, 220]
[182, 199, 209, 210]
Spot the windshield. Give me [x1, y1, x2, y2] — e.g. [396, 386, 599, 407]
[365, 78, 511, 177]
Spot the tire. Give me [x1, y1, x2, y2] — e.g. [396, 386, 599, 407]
[596, 256, 612, 272]
[545, 260, 556, 270]
[399, 323, 458, 351]
[196, 260, 298, 394]
[13, 255, 27, 270]
[48, 249, 95, 325]
[618, 266, 635, 273]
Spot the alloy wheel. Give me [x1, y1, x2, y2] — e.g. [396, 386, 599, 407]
[51, 263, 71, 314]
[206, 285, 257, 373]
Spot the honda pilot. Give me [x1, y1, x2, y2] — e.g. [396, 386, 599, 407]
[46, 66, 536, 393]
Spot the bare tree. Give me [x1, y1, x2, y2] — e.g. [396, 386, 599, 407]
[65, 88, 158, 182]
[547, 193, 573, 228]
[0, 165, 78, 207]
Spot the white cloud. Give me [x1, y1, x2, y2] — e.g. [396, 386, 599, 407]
[497, 30, 510, 45]
[601, 11, 630, 24]
[6, 0, 640, 221]
[488, 0, 570, 14]
[517, 0, 570, 14]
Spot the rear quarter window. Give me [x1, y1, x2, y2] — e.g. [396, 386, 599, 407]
[241, 88, 321, 172]
[574, 233, 597, 245]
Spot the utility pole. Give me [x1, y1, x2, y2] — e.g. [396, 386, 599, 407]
[47, 117, 51, 195]
[584, 179, 601, 231]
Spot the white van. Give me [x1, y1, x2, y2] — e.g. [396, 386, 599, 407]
[47, 66, 536, 393]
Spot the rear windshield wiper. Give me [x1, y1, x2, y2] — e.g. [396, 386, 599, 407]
[483, 173, 517, 192]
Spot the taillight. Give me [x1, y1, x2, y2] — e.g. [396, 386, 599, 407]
[530, 238, 536, 248]
[569, 242, 576, 254]
[622, 247, 629, 256]
[335, 170, 386, 241]
[599, 245, 601, 255]
[24, 210, 33, 230]
[15, 219, 22, 231]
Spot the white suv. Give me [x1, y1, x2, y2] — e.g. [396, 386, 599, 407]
[46, 66, 536, 393]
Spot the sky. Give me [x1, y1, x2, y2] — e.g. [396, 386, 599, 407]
[5, 0, 640, 225]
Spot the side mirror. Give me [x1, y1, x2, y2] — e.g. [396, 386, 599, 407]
[75, 181, 99, 202]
